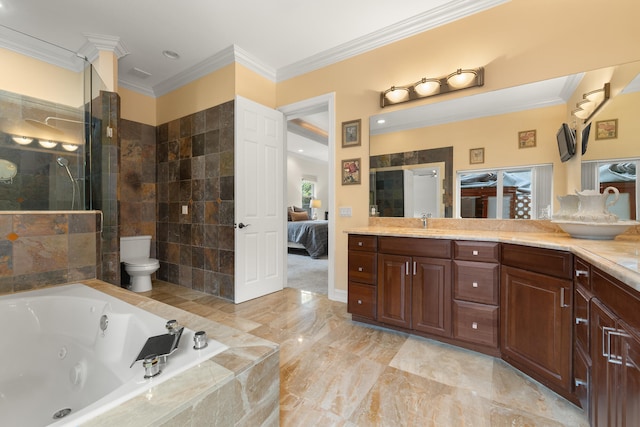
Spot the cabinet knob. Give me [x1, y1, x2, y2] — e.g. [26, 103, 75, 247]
[358, 267, 363, 272]
[472, 282, 478, 288]
[357, 299, 362, 305]
[472, 322, 478, 330]
[358, 241, 363, 246]
[472, 250, 479, 256]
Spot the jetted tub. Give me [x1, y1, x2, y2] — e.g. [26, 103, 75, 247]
[0, 284, 228, 427]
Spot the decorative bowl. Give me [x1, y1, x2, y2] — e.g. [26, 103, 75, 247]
[552, 220, 639, 240]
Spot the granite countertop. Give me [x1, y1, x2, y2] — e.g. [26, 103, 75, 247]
[345, 220, 640, 293]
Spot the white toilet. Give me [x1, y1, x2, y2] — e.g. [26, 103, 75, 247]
[120, 235, 160, 292]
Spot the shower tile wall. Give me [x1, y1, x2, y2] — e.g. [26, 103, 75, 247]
[0, 212, 99, 294]
[156, 100, 235, 300]
[91, 91, 121, 284]
[120, 119, 156, 243]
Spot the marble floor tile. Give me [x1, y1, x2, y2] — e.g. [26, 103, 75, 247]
[390, 336, 495, 399]
[147, 280, 590, 427]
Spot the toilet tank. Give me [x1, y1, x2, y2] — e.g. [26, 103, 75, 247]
[120, 235, 151, 262]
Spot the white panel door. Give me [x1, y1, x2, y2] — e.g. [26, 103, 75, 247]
[235, 96, 284, 303]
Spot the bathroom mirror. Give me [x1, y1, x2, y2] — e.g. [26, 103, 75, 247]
[369, 60, 640, 218]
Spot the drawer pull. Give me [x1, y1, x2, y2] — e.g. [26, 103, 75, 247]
[472, 282, 478, 288]
[358, 241, 363, 246]
[575, 317, 588, 325]
[575, 378, 587, 387]
[358, 267, 363, 272]
[472, 250, 479, 256]
[357, 299, 362, 305]
[472, 322, 478, 330]
[575, 270, 589, 278]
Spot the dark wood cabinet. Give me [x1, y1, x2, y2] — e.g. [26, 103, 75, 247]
[501, 245, 574, 399]
[412, 256, 451, 337]
[376, 237, 452, 337]
[452, 241, 500, 350]
[590, 267, 640, 427]
[347, 235, 378, 321]
[377, 253, 412, 328]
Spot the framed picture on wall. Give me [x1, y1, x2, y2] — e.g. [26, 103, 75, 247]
[518, 129, 536, 148]
[595, 119, 618, 140]
[341, 158, 361, 185]
[469, 147, 484, 164]
[342, 119, 361, 148]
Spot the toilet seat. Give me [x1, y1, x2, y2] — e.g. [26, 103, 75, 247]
[124, 257, 159, 268]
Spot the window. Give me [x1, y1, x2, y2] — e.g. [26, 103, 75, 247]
[582, 158, 638, 220]
[457, 164, 553, 219]
[301, 179, 316, 214]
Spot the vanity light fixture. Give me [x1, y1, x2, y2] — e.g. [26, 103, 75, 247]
[571, 82, 610, 123]
[62, 144, 79, 152]
[381, 67, 484, 108]
[12, 136, 33, 145]
[38, 140, 57, 149]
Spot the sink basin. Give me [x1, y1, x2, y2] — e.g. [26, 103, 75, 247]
[552, 220, 638, 240]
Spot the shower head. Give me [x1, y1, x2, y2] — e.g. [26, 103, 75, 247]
[56, 157, 69, 167]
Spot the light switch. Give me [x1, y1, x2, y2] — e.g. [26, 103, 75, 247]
[339, 207, 352, 217]
[182, 205, 189, 215]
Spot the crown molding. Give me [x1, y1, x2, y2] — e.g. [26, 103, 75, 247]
[276, 0, 509, 82]
[118, 79, 157, 98]
[0, 25, 85, 71]
[78, 33, 130, 63]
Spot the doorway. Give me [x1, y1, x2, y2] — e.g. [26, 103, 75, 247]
[279, 94, 336, 299]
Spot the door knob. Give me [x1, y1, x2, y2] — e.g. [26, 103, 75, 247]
[237, 222, 250, 229]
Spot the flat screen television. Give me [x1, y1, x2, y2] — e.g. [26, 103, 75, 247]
[556, 123, 576, 162]
[581, 122, 592, 155]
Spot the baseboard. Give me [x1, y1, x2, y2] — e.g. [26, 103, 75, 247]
[330, 287, 347, 303]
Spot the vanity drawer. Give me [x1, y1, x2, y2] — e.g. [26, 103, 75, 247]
[453, 260, 499, 305]
[378, 236, 451, 258]
[348, 252, 377, 284]
[348, 235, 377, 252]
[575, 257, 591, 290]
[501, 243, 573, 280]
[454, 241, 500, 263]
[453, 300, 499, 348]
[348, 282, 376, 320]
[574, 284, 592, 351]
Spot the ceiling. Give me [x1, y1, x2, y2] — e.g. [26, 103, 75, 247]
[0, 0, 507, 97]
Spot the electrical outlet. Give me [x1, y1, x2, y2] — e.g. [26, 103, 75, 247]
[339, 207, 352, 217]
[182, 205, 189, 215]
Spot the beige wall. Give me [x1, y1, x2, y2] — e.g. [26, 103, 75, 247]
[0, 47, 84, 107]
[275, 0, 640, 293]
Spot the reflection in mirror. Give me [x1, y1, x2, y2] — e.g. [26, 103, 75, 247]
[371, 61, 640, 219]
[457, 164, 552, 219]
[581, 159, 638, 220]
[369, 146, 453, 218]
[370, 162, 444, 218]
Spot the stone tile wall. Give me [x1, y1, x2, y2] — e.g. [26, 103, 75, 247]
[120, 118, 157, 254]
[156, 100, 235, 300]
[0, 212, 99, 294]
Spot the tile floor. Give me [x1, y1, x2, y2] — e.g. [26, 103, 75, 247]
[145, 280, 589, 426]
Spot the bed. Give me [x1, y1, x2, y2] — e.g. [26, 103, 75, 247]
[287, 219, 329, 259]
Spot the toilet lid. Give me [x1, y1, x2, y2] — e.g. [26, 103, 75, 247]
[124, 257, 159, 268]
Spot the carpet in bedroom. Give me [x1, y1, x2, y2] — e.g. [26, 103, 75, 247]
[286, 250, 328, 295]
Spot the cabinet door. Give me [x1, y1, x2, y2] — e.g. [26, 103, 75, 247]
[378, 254, 411, 328]
[412, 257, 452, 337]
[501, 265, 572, 393]
[620, 325, 640, 427]
[590, 299, 617, 427]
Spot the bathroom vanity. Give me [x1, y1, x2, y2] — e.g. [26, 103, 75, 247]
[346, 221, 640, 426]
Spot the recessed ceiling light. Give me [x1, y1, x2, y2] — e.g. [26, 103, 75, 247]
[377, 119, 386, 124]
[298, 149, 304, 153]
[162, 50, 180, 60]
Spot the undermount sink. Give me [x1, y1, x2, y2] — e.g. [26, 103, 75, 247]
[552, 220, 638, 240]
